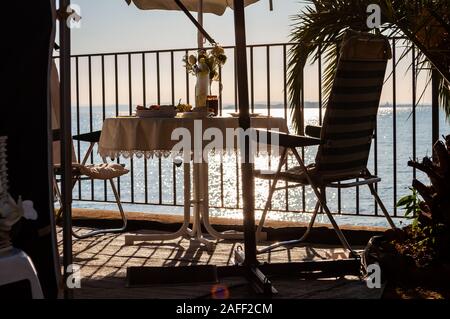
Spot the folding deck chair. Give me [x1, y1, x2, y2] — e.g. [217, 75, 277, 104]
[50, 61, 128, 239]
[254, 30, 396, 255]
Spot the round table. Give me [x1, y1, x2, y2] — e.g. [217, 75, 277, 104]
[98, 115, 288, 247]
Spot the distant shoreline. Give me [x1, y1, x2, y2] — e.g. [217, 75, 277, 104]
[73, 103, 433, 109]
[222, 103, 432, 110]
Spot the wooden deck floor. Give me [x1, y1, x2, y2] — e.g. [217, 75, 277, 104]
[58, 226, 383, 299]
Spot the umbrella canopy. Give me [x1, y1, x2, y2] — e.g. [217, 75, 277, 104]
[126, 0, 262, 46]
[127, 0, 260, 16]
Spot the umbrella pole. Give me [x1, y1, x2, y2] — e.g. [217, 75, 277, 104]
[197, 0, 203, 49]
[233, 0, 275, 295]
[233, 0, 255, 266]
[173, 0, 215, 45]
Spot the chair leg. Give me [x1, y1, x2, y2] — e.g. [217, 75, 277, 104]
[54, 175, 80, 221]
[72, 178, 128, 239]
[256, 148, 287, 239]
[315, 186, 354, 254]
[257, 200, 321, 254]
[290, 148, 355, 255]
[256, 176, 279, 236]
[109, 177, 128, 231]
[319, 196, 354, 254]
[72, 155, 128, 239]
[53, 176, 63, 220]
[368, 183, 396, 229]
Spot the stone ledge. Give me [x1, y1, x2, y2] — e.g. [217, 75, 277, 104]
[66, 208, 386, 245]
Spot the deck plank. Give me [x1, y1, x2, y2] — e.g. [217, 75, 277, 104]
[58, 227, 382, 299]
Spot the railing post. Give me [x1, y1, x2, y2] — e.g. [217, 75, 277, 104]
[432, 68, 440, 146]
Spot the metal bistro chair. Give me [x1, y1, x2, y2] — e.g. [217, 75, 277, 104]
[254, 30, 396, 255]
[50, 61, 128, 239]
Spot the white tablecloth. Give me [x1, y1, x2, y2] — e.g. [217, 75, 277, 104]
[98, 116, 288, 159]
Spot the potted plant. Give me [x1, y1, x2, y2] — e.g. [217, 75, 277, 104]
[364, 135, 450, 287]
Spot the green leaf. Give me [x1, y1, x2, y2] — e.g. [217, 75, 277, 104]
[397, 195, 413, 207]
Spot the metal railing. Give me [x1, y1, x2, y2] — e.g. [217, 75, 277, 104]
[58, 39, 448, 219]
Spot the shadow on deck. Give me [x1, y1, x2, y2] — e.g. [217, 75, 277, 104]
[57, 215, 386, 298]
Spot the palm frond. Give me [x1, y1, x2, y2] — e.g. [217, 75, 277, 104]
[288, 0, 370, 134]
[288, 0, 450, 133]
[439, 78, 450, 120]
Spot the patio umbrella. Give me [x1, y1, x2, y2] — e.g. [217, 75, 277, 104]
[56, 0, 273, 296]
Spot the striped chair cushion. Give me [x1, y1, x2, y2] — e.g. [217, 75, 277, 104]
[254, 165, 316, 184]
[315, 34, 390, 180]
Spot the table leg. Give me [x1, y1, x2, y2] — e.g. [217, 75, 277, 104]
[124, 162, 192, 245]
[124, 159, 242, 246]
[144, 161, 216, 249]
[186, 162, 200, 238]
[198, 162, 243, 240]
[187, 162, 215, 249]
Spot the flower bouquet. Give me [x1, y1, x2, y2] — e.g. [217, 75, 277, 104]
[184, 46, 227, 111]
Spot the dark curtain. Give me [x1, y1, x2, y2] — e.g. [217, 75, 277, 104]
[1, 0, 59, 298]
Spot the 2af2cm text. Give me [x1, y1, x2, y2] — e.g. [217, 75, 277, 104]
[176, 303, 273, 316]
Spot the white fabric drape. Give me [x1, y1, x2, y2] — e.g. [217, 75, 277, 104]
[98, 116, 288, 159]
[127, 0, 260, 16]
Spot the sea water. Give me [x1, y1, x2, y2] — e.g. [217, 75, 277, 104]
[70, 104, 449, 227]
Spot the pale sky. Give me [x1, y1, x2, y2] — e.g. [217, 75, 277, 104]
[71, 0, 300, 53]
[68, 0, 432, 107]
